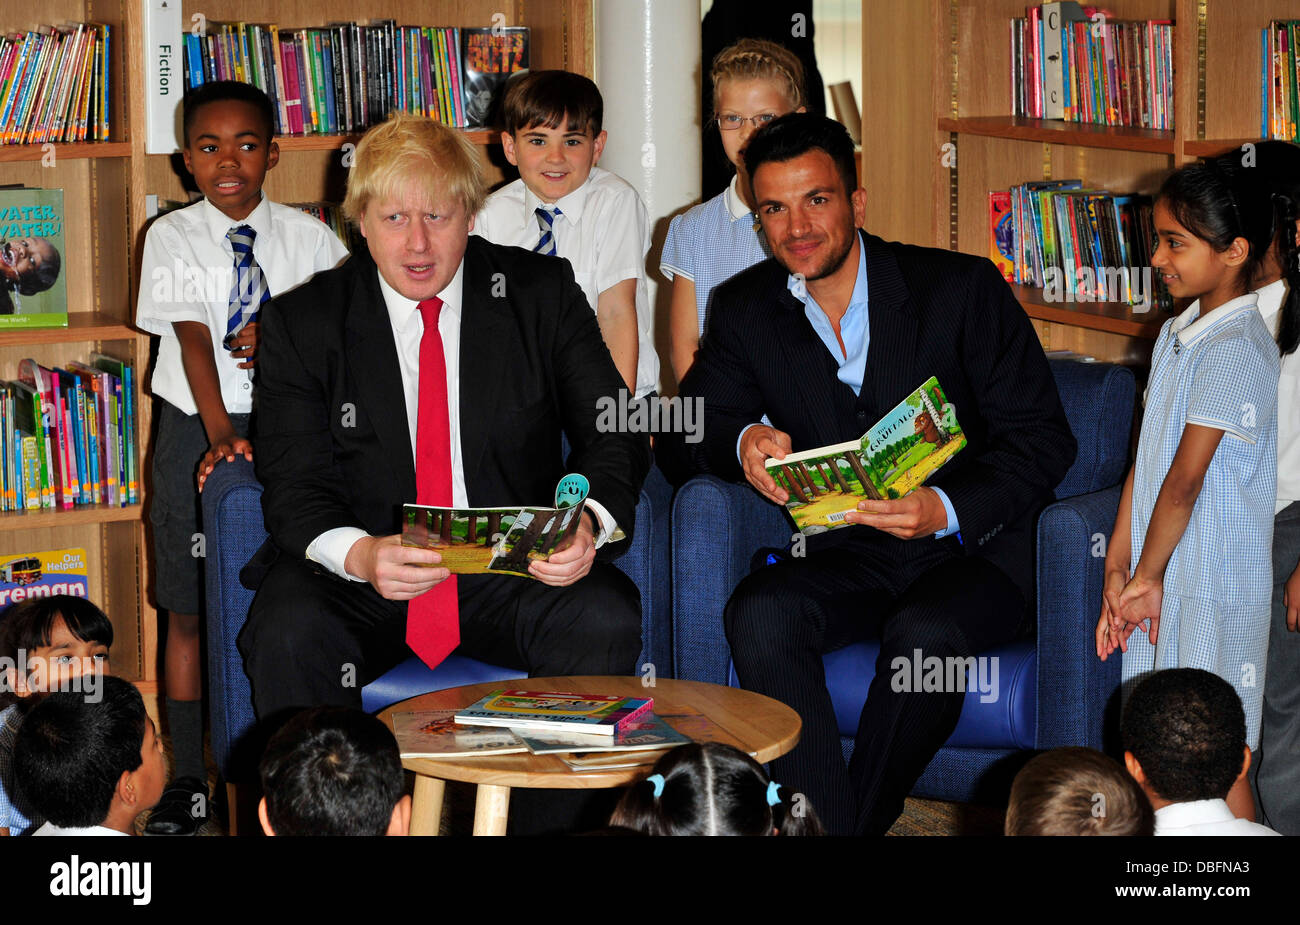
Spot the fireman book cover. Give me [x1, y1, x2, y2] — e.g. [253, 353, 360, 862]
[766, 377, 966, 534]
[0, 547, 89, 611]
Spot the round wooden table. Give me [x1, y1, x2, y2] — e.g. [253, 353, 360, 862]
[377, 676, 802, 836]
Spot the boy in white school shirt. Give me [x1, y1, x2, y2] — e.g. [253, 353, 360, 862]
[134, 80, 348, 834]
[1123, 668, 1281, 836]
[473, 70, 659, 400]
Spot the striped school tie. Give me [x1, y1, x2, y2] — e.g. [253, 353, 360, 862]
[224, 224, 269, 348]
[532, 206, 562, 256]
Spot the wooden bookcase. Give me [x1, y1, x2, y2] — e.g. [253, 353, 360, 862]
[0, 0, 591, 701]
[862, 0, 1273, 365]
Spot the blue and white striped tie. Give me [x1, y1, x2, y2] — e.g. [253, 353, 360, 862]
[225, 224, 269, 348]
[532, 206, 562, 256]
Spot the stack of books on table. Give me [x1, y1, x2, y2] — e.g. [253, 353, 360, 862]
[393, 690, 708, 773]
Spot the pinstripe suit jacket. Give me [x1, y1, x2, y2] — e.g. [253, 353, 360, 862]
[674, 230, 1077, 601]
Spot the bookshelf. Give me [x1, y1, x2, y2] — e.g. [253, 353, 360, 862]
[863, 0, 1270, 365]
[0, 0, 592, 700]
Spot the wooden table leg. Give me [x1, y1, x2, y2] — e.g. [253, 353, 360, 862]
[410, 775, 445, 836]
[472, 783, 511, 836]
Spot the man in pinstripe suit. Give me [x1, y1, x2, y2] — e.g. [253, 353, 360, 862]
[671, 114, 1076, 835]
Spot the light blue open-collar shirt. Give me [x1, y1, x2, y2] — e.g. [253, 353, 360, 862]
[742, 239, 960, 539]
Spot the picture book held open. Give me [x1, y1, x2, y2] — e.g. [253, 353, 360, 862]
[766, 377, 966, 534]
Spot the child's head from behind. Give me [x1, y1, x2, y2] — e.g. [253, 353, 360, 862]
[182, 80, 279, 222]
[1154, 160, 1275, 306]
[0, 594, 111, 708]
[499, 70, 606, 204]
[710, 38, 807, 173]
[13, 675, 165, 832]
[258, 706, 410, 836]
[610, 742, 823, 836]
[1005, 747, 1154, 836]
[1122, 668, 1249, 805]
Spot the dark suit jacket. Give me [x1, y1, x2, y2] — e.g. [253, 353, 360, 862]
[253, 236, 650, 566]
[666, 230, 1076, 602]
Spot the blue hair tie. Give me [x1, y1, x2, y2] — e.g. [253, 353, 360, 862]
[766, 781, 782, 806]
[647, 774, 665, 799]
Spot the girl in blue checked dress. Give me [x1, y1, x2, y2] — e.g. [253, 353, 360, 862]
[1096, 160, 1295, 817]
[660, 38, 805, 383]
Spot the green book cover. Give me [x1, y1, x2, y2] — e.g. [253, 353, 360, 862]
[767, 377, 967, 535]
[0, 188, 66, 328]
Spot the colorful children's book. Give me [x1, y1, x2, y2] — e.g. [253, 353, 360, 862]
[0, 547, 88, 610]
[766, 377, 967, 535]
[391, 710, 528, 758]
[0, 188, 66, 327]
[514, 713, 692, 755]
[455, 690, 654, 736]
[401, 473, 597, 578]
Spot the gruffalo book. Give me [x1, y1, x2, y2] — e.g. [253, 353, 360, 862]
[400, 473, 596, 578]
[0, 189, 67, 328]
[766, 377, 966, 534]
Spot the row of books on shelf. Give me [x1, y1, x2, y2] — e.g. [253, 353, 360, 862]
[989, 180, 1170, 311]
[182, 21, 529, 135]
[1262, 20, 1300, 142]
[1011, 2, 1174, 130]
[0, 23, 111, 145]
[0, 356, 137, 513]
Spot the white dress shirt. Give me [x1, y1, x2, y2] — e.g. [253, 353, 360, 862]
[306, 257, 619, 580]
[1257, 278, 1300, 510]
[136, 194, 350, 415]
[34, 821, 129, 836]
[1154, 798, 1282, 836]
[472, 167, 659, 399]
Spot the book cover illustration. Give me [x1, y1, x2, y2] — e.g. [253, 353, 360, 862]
[989, 191, 1015, 283]
[455, 689, 654, 735]
[460, 26, 528, 128]
[514, 713, 692, 755]
[766, 377, 966, 534]
[391, 709, 528, 758]
[0, 547, 88, 611]
[0, 189, 66, 327]
[401, 473, 590, 578]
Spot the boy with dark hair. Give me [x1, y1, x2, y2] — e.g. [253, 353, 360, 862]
[1123, 668, 1281, 835]
[15, 676, 166, 836]
[135, 80, 348, 833]
[473, 69, 658, 400]
[1005, 747, 1154, 836]
[0, 595, 112, 836]
[258, 706, 410, 836]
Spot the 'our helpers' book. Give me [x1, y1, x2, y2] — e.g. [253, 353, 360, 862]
[766, 377, 966, 534]
[455, 690, 654, 736]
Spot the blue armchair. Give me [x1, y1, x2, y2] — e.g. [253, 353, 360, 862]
[202, 457, 673, 813]
[670, 358, 1134, 802]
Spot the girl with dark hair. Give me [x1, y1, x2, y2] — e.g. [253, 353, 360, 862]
[609, 742, 823, 836]
[1096, 159, 1282, 822]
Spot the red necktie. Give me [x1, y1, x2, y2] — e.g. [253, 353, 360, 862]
[406, 297, 459, 668]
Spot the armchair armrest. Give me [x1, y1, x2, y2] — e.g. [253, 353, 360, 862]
[1035, 483, 1124, 751]
[200, 457, 267, 779]
[672, 475, 791, 685]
